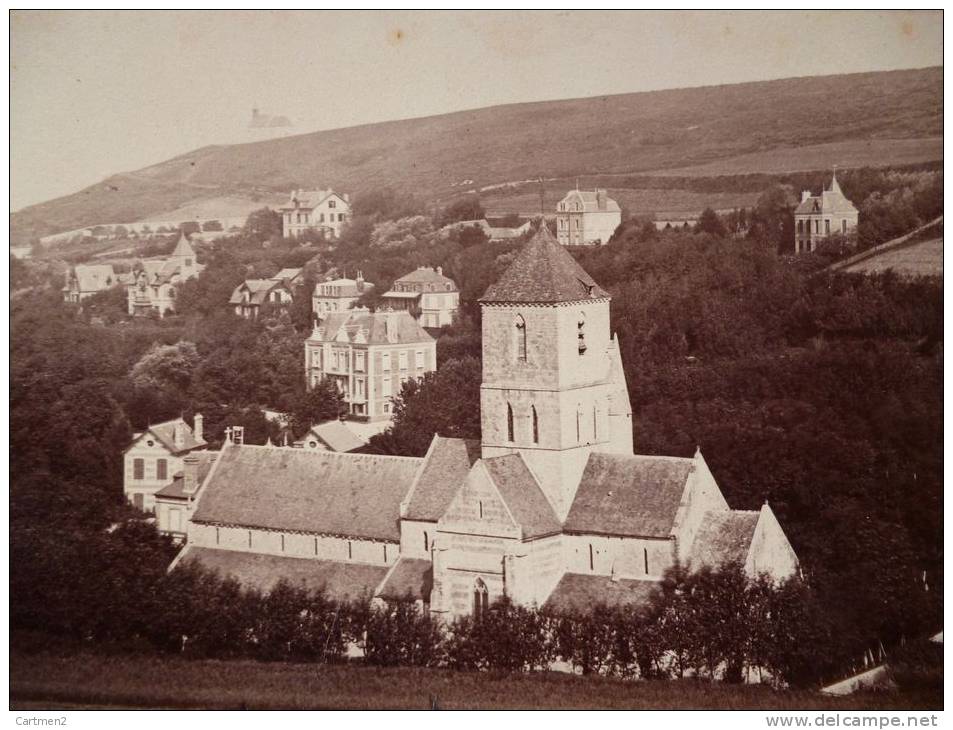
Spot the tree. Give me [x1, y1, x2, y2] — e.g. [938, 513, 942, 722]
[696, 208, 726, 237]
[243, 208, 283, 242]
[129, 341, 201, 392]
[202, 219, 223, 232]
[287, 379, 346, 437]
[438, 196, 486, 227]
[749, 184, 796, 252]
[180, 221, 201, 237]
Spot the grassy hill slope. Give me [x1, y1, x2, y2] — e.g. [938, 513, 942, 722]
[11, 66, 942, 243]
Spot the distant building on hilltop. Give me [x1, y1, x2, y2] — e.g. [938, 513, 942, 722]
[305, 309, 436, 422]
[127, 233, 203, 318]
[312, 274, 373, 322]
[278, 188, 352, 239]
[63, 264, 122, 303]
[247, 107, 294, 141]
[381, 266, 460, 328]
[794, 170, 859, 254]
[555, 189, 621, 246]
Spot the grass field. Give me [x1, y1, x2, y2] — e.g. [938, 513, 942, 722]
[9, 650, 942, 710]
[841, 238, 943, 277]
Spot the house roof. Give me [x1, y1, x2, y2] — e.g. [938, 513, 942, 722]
[65, 264, 117, 293]
[563, 453, 694, 538]
[482, 454, 562, 539]
[403, 436, 481, 522]
[154, 451, 217, 500]
[311, 309, 434, 346]
[170, 233, 197, 259]
[228, 279, 290, 306]
[393, 267, 458, 288]
[313, 277, 373, 298]
[279, 189, 346, 211]
[543, 573, 659, 613]
[272, 268, 303, 283]
[307, 420, 367, 453]
[688, 510, 760, 570]
[139, 417, 207, 456]
[180, 547, 388, 603]
[795, 173, 858, 216]
[479, 224, 610, 304]
[190, 445, 423, 542]
[376, 557, 433, 602]
[558, 189, 622, 213]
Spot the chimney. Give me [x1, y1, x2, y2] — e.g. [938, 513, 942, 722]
[802, 190, 812, 203]
[183, 453, 200, 495]
[385, 311, 399, 343]
[436, 265, 443, 276]
[193, 413, 204, 443]
[173, 422, 186, 449]
[596, 189, 607, 211]
[356, 270, 364, 292]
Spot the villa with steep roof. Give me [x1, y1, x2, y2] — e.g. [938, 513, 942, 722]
[794, 170, 859, 254]
[380, 266, 460, 328]
[305, 308, 436, 421]
[278, 188, 351, 239]
[127, 233, 203, 317]
[312, 273, 373, 322]
[63, 264, 125, 303]
[123, 414, 207, 512]
[555, 188, 622, 246]
[169, 223, 798, 617]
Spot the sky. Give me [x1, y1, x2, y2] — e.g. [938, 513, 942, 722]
[10, 10, 943, 211]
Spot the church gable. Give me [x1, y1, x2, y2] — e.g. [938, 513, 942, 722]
[438, 460, 520, 538]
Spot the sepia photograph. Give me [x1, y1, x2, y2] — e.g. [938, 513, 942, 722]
[8, 9, 944, 715]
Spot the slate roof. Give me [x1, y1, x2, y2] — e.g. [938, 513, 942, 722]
[140, 417, 207, 456]
[312, 309, 434, 346]
[543, 573, 659, 613]
[559, 189, 622, 213]
[688, 510, 760, 569]
[170, 233, 197, 259]
[393, 267, 458, 288]
[479, 224, 610, 303]
[795, 174, 858, 216]
[313, 278, 373, 298]
[563, 453, 694, 538]
[308, 420, 367, 453]
[191, 445, 423, 542]
[228, 279, 289, 306]
[272, 268, 303, 283]
[181, 547, 388, 602]
[154, 451, 217, 500]
[482, 454, 562, 539]
[376, 558, 433, 602]
[403, 436, 481, 522]
[279, 189, 346, 211]
[65, 264, 117, 293]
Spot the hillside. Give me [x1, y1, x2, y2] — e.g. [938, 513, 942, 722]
[11, 66, 942, 244]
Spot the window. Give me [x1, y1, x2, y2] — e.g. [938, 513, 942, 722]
[348, 541, 352, 559]
[589, 544, 594, 571]
[133, 458, 144, 480]
[577, 313, 587, 354]
[216, 527, 220, 545]
[576, 406, 582, 443]
[825, 219, 830, 235]
[355, 352, 365, 371]
[423, 531, 429, 552]
[384, 544, 388, 562]
[329, 200, 336, 209]
[797, 220, 803, 234]
[473, 579, 489, 620]
[593, 406, 598, 441]
[382, 352, 391, 371]
[339, 213, 345, 222]
[170, 509, 181, 532]
[532, 405, 539, 444]
[815, 219, 820, 234]
[644, 548, 649, 575]
[506, 403, 514, 442]
[156, 458, 167, 481]
[319, 213, 325, 223]
[382, 377, 392, 397]
[314, 537, 318, 555]
[842, 219, 847, 233]
[415, 350, 424, 369]
[248, 530, 252, 548]
[383, 402, 391, 414]
[478, 500, 483, 519]
[514, 315, 527, 361]
[399, 351, 408, 370]
[281, 534, 285, 552]
[312, 350, 322, 369]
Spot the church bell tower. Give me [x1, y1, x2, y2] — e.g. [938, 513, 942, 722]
[478, 222, 632, 520]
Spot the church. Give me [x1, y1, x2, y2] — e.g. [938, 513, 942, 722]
[171, 224, 799, 616]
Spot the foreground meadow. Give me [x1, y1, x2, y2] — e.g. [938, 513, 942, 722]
[10, 650, 941, 711]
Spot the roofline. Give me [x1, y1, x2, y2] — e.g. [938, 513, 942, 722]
[232, 442, 422, 464]
[400, 434, 441, 518]
[562, 528, 676, 540]
[189, 519, 400, 544]
[479, 297, 612, 306]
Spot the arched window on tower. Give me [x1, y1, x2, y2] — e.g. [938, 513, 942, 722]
[576, 405, 582, 443]
[514, 315, 527, 362]
[577, 312, 587, 354]
[532, 405, 539, 444]
[473, 578, 489, 620]
[506, 403, 515, 442]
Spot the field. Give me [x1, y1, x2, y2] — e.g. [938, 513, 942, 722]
[9, 650, 942, 710]
[841, 237, 943, 277]
[11, 66, 941, 244]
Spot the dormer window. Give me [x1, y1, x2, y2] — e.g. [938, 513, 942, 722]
[329, 200, 336, 209]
